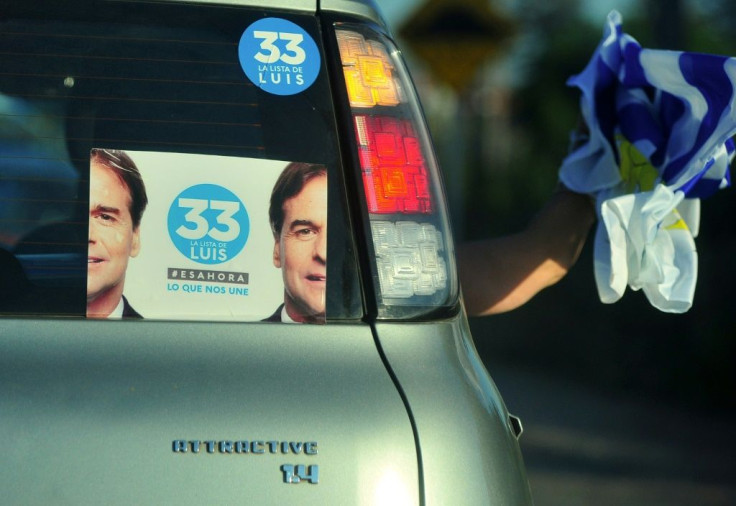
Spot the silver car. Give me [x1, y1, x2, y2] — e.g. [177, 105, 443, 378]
[0, 0, 532, 503]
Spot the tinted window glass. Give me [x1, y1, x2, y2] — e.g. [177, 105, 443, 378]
[0, 0, 361, 320]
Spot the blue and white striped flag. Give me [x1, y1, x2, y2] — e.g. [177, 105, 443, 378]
[559, 10, 734, 312]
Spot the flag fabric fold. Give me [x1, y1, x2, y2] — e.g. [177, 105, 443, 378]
[560, 10, 734, 312]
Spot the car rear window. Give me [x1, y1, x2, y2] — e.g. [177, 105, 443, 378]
[0, 0, 361, 321]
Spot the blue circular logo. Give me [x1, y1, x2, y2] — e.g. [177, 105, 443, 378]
[239, 17, 321, 96]
[167, 184, 250, 265]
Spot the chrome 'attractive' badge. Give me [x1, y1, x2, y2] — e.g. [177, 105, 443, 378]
[172, 439, 319, 484]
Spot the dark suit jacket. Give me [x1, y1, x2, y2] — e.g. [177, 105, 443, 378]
[122, 296, 142, 319]
[262, 304, 284, 322]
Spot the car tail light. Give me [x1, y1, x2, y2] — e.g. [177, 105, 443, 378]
[337, 30, 403, 107]
[335, 27, 458, 318]
[355, 115, 432, 214]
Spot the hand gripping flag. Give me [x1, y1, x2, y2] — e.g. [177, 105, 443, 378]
[560, 10, 734, 312]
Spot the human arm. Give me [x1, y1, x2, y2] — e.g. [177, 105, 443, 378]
[457, 188, 596, 316]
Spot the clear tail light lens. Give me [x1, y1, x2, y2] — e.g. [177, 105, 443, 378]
[372, 220, 447, 299]
[336, 26, 458, 319]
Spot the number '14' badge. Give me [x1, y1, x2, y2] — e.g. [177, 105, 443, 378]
[281, 464, 319, 484]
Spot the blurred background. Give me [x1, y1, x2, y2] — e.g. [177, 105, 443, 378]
[375, 0, 735, 504]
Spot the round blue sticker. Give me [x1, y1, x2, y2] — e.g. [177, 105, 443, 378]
[239, 17, 321, 96]
[168, 184, 250, 265]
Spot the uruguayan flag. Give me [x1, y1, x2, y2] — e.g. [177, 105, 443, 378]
[560, 10, 734, 312]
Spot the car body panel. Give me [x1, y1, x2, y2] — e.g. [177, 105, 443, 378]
[0, 319, 419, 505]
[375, 312, 533, 505]
[320, 0, 387, 28]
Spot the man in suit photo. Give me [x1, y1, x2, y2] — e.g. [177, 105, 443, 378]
[264, 162, 327, 324]
[86, 148, 148, 319]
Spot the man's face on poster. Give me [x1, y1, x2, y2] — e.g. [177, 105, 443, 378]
[87, 159, 141, 307]
[273, 174, 327, 322]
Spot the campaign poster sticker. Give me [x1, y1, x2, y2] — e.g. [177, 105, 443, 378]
[238, 17, 321, 96]
[87, 149, 327, 323]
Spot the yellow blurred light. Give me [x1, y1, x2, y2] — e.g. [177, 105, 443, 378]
[344, 68, 376, 107]
[359, 55, 390, 86]
[337, 31, 364, 64]
[337, 30, 401, 108]
[375, 79, 401, 106]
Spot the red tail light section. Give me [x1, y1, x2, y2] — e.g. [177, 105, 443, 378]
[355, 115, 432, 214]
[336, 26, 457, 318]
